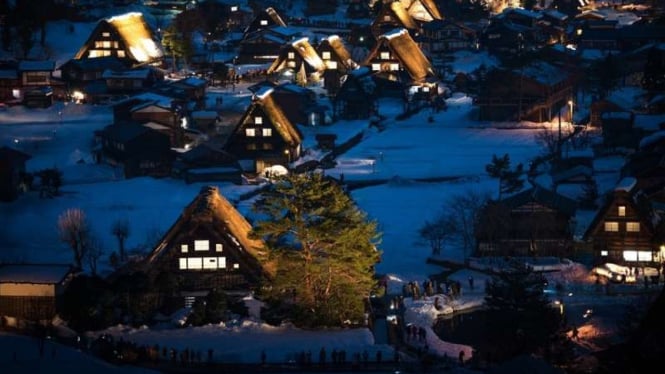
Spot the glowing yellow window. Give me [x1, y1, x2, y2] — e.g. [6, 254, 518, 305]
[618, 206, 625, 216]
[626, 222, 640, 232]
[604, 222, 618, 232]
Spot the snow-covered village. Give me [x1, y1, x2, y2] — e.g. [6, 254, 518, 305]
[1, 0, 665, 373]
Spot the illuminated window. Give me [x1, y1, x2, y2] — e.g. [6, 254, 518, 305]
[117, 50, 125, 58]
[216, 243, 222, 252]
[246, 128, 256, 137]
[322, 51, 331, 59]
[260, 20, 268, 26]
[95, 41, 103, 48]
[383, 15, 391, 21]
[247, 143, 257, 150]
[179, 258, 187, 269]
[231, 6, 238, 11]
[234, 263, 240, 269]
[601, 250, 608, 256]
[624, 250, 637, 261]
[390, 63, 399, 71]
[219, 257, 226, 268]
[618, 206, 625, 216]
[604, 222, 619, 232]
[102, 41, 112, 48]
[203, 257, 217, 269]
[254, 116, 263, 124]
[102, 32, 110, 37]
[371, 63, 381, 71]
[326, 61, 337, 69]
[262, 128, 272, 137]
[187, 257, 203, 269]
[194, 240, 209, 251]
[181, 244, 188, 253]
[380, 51, 390, 60]
[626, 222, 640, 232]
[288, 52, 295, 59]
[287, 61, 296, 68]
[639, 251, 652, 261]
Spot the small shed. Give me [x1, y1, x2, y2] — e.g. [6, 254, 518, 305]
[0, 264, 76, 323]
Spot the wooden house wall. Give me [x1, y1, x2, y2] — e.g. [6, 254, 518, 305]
[224, 106, 297, 173]
[588, 192, 656, 265]
[149, 225, 262, 291]
[131, 108, 177, 127]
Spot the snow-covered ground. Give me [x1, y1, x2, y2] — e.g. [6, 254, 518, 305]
[0, 1, 660, 372]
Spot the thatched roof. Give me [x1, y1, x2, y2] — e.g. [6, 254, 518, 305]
[400, 0, 442, 22]
[387, 1, 418, 30]
[265, 7, 287, 27]
[319, 35, 358, 70]
[267, 37, 325, 74]
[364, 28, 434, 82]
[146, 186, 275, 277]
[75, 12, 164, 63]
[251, 88, 303, 146]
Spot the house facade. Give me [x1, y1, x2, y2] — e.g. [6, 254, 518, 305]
[267, 37, 326, 85]
[141, 185, 273, 305]
[224, 87, 302, 175]
[74, 12, 164, 66]
[474, 60, 576, 122]
[584, 178, 664, 267]
[334, 67, 377, 120]
[0, 264, 75, 322]
[94, 122, 174, 178]
[476, 186, 578, 258]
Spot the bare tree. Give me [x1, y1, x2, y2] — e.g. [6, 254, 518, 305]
[86, 233, 104, 276]
[57, 208, 90, 270]
[111, 218, 130, 261]
[447, 189, 492, 260]
[418, 213, 456, 256]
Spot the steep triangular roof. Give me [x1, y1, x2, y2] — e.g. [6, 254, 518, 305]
[240, 88, 302, 146]
[317, 35, 358, 70]
[243, 7, 287, 36]
[363, 28, 434, 82]
[74, 12, 164, 64]
[500, 185, 578, 217]
[146, 186, 275, 277]
[383, 1, 418, 30]
[267, 37, 326, 75]
[404, 0, 442, 22]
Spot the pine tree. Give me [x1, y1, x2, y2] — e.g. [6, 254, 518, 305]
[485, 153, 524, 199]
[483, 260, 562, 360]
[250, 172, 381, 327]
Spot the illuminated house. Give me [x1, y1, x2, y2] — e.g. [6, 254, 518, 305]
[143, 185, 273, 301]
[236, 26, 301, 65]
[363, 28, 439, 101]
[317, 35, 358, 94]
[370, 0, 442, 39]
[224, 86, 302, 175]
[0, 60, 58, 107]
[267, 37, 325, 85]
[583, 177, 664, 267]
[74, 12, 164, 66]
[0, 264, 75, 322]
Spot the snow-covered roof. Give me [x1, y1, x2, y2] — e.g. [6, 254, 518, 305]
[18, 60, 55, 71]
[102, 69, 150, 79]
[601, 111, 632, 120]
[639, 130, 665, 150]
[0, 264, 72, 284]
[518, 61, 569, 86]
[615, 177, 636, 192]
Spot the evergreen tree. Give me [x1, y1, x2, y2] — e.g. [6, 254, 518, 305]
[485, 154, 525, 199]
[250, 172, 381, 327]
[483, 260, 562, 361]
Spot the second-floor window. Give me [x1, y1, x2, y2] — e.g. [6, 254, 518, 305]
[262, 128, 272, 137]
[618, 206, 626, 216]
[626, 222, 640, 232]
[322, 51, 331, 60]
[604, 222, 619, 232]
[380, 51, 390, 60]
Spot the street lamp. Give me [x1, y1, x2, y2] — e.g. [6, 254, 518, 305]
[568, 99, 574, 124]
